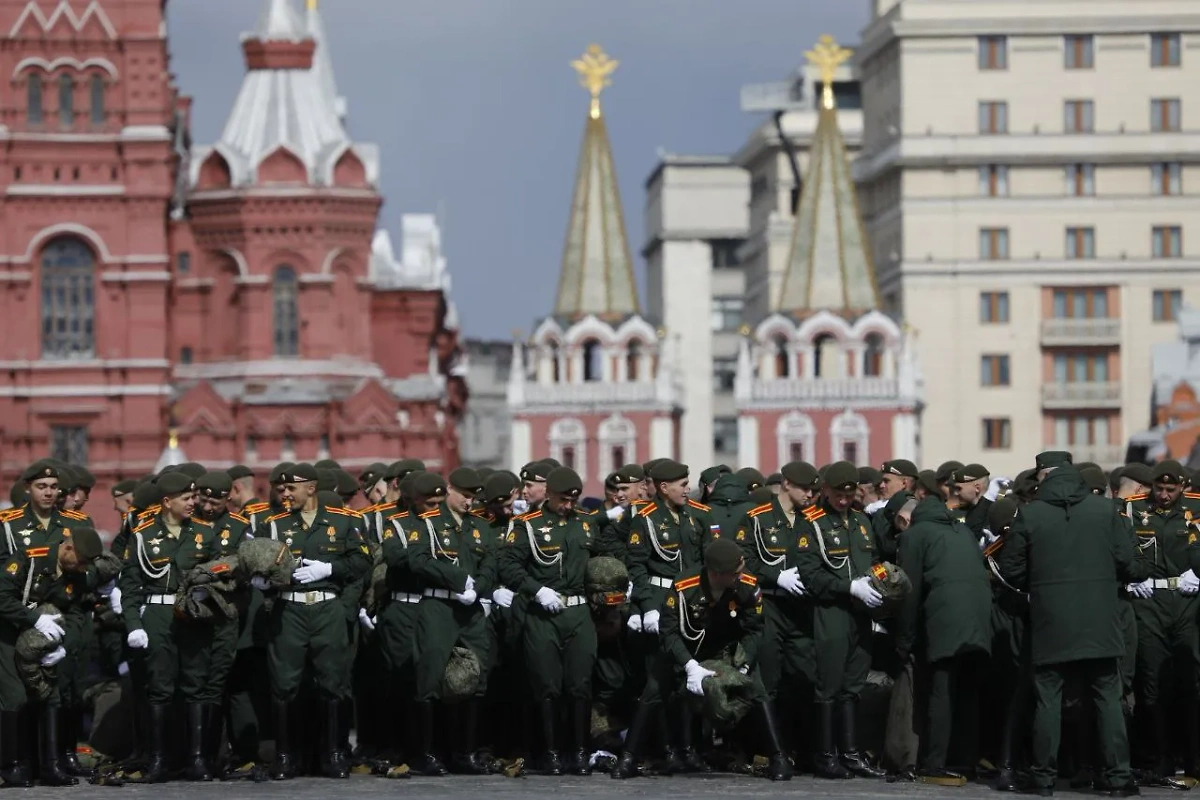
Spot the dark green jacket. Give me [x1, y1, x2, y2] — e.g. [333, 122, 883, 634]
[501, 505, 596, 597]
[997, 466, 1148, 666]
[659, 568, 763, 668]
[408, 503, 496, 597]
[708, 475, 754, 542]
[896, 497, 992, 662]
[260, 503, 370, 595]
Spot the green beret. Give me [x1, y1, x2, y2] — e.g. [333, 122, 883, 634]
[398, 471, 421, 498]
[1080, 465, 1108, 493]
[9, 484, 27, 507]
[781, 461, 820, 489]
[132, 482, 163, 510]
[69, 527, 103, 561]
[176, 462, 207, 479]
[749, 486, 774, 504]
[520, 461, 552, 483]
[881, 459, 919, 479]
[857, 467, 882, 486]
[883, 490, 914, 522]
[935, 461, 964, 482]
[314, 459, 342, 471]
[448, 468, 484, 493]
[111, 479, 138, 498]
[359, 462, 388, 486]
[227, 464, 254, 481]
[952, 463, 989, 483]
[619, 464, 645, 482]
[196, 472, 232, 499]
[823, 461, 859, 491]
[704, 538, 744, 573]
[483, 473, 518, 505]
[766, 472, 783, 487]
[412, 472, 447, 499]
[541, 458, 562, 469]
[157, 472, 195, 496]
[385, 458, 426, 482]
[268, 462, 295, 485]
[281, 463, 319, 483]
[1035, 451, 1072, 471]
[157, 465, 178, 476]
[603, 472, 622, 491]
[735, 467, 766, 492]
[1152, 460, 1186, 483]
[546, 467, 583, 496]
[56, 466, 81, 493]
[699, 465, 732, 486]
[1122, 463, 1154, 486]
[73, 467, 96, 490]
[987, 497, 1019, 533]
[916, 470, 940, 496]
[649, 460, 688, 483]
[1075, 462, 1100, 474]
[335, 470, 358, 496]
[315, 468, 337, 492]
[476, 467, 495, 481]
[317, 490, 344, 509]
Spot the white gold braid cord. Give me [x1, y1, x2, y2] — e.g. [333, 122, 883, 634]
[645, 517, 681, 566]
[524, 521, 563, 576]
[2, 521, 14, 557]
[987, 554, 1025, 595]
[427, 518, 460, 566]
[391, 519, 409, 549]
[677, 590, 705, 650]
[21, 563, 35, 609]
[135, 531, 172, 581]
[753, 515, 785, 568]
[813, 519, 849, 574]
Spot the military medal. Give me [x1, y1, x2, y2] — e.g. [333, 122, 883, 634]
[1141, 511, 1150, 525]
[770, 536, 777, 543]
[22, 537, 29, 546]
[544, 535, 551, 542]
[662, 532, 669, 540]
[443, 537, 450, 545]
[152, 547, 160, 554]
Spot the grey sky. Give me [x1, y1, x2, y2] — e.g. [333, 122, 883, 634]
[167, 0, 868, 339]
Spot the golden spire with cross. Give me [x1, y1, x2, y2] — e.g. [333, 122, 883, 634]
[806, 34, 852, 111]
[572, 44, 618, 120]
[306, 0, 318, 10]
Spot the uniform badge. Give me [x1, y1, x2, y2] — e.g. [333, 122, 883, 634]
[798, 536, 809, 548]
[728, 600, 738, 618]
[1190, 532, 1197, 545]
[65, 585, 73, 596]
[360, 544, 369, 554]
[506, 531, 516, 543]
[472, 529, 481, 540]
[407, 531, 419, 543]
[5, 562, 16, 574]
[666, 594, 676, 608]
[629, 533, 641, 546]
[1141, 511, 1151, 525]
[662, 531, 669, 541]
[21, 538, 29, 546]
[860, 525, 868, 535]
[538, 525, 553, 535]
[582, 522, 590, 532]
[327, 526, 337, 541]
[735, 530, 745, 541]
[195, 533, 204, 543]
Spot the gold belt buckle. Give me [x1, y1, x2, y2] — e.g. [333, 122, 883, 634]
[305, 590, 319, 604]
[1167, 577, 1179, 590]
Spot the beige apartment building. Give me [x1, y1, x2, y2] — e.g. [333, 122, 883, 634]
[856, 0, 1200, 475]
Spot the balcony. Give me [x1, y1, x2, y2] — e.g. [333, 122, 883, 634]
[1041, 381, 1121, 409]
[1040, 318, 1121, 347]
[517, 381, 662, 408]
[1053, 443, 1124, 467]
[751, 377, 899, 403]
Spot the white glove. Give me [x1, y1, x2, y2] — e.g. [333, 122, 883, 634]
[190, 587, 209, 603]
[34, 614, 64, 642]
[1126, 579, 1154, 599]
[626, 614, 643, 633]
[358, 608, 376, 631]
[512, 499, 530, 515]
[606, 506, 625, 521]
[535, 586, 564, 613]
[738, 665, 750, 676]
[492, 587, 514, 608]
[127, 629, 149, 649]
[293, 558, 333, 584]
[251, 576, 271, 591]
[985, 476, 1009, 502]
[40, 646, 66, 667]
[109, 586, 123, 615]
[97, 580, 116, 597]
[117, 661, 129, 677]
[454, 589, 478, 606]
[684, 659, 716, 696]
[850, 576, 883, 608]
[463, 575, 476, 593]
[776, 567, 806, 597]
[864, 499, 887, 515]
[1182, 571, 1200, 596]
[643, 609, 661, 634]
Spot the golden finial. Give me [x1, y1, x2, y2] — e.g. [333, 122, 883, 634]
[572, 44, 618, 120]
[168, 428, 179, 449]
[306, 0, 318, 10]
[738, 323, 752, 337]
[805, 34, 852, 111]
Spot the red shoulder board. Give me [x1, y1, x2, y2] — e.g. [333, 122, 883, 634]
[983, 538, 1004, 558]
[244, 502, 271, 514]
[802, 507, 826, 522]
[138, 505, 161, 519]
[748, 504, 773, 517]
[387, 510, 411, 521]
[515, 510, 542, 522]
[637, 503, 658, 518]
[59, 509, 90, 521]
[631, 499, 652, 507]
[133, 519, 155, 534]
[25, 547, 49, 558]
[229, 513, 249, 524]
[264, 512, 291, 523]
[0, 509, 23, 523]
[329, 507, 363, 518]
[471, 510, 496, 522]
[1186, 493, 1200, 500]
[1125, 493, 1148, 502]
[674, 575, 701, 592]
[738, 573, 758, 587]
[688, 499, 711, 512]
[189, 517, 213, 528]
[418, 509, 440, 519]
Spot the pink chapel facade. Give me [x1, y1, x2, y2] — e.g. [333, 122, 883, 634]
[0, 0, 465, 533]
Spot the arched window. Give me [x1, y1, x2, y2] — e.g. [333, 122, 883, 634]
[813, 333, 835, 378]
[582, 339, 602, 382]
[28, 74, 42, 124]
[776, 411, 815, 468]
[58, 74, 73, 128]
[40, 237, 96, 360]
[626, 340, 641, 381]
[774, 336, 791, 378]
[273, 266, 299, 356]
[89, 75, 104, 126]
[831, 410, 871, 465]
[549, 342, 561, 383]
[863, 333, 884, 377]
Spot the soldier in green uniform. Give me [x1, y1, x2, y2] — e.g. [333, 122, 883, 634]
[895, 494, 993, 784]
[111, 479, 137, 518]
[706, 472, 755, 542]
[794, 461, 887, 780]
[0, 526, 104, 787]
[516, 461, 552, 516]
[408, 468, 494, 775]
[501, 467, 597, 776]
[258, 463, 370, 780]
[697, 465, 731, 503]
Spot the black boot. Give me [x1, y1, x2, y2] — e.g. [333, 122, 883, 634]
[658, 705, 686, 774]
[321, 700, 348, 779]
[185, 704, 212, 781]
[414, 701, 446, 776]
[58, 706, 93, 778]
[270, 701, 295, 780]
[757, 701, 793, 782]
[676, 701, 711, 773]
[133, 703, 170, 784]
[39, 705, 78, 786]
[539, 699, 563, 776]
[570, 698, 591, 776]
[0, 709, 31, 787]
[611, 702, 651, 780]
[203, 705, 225, 778]
[812, 701, 851, 779]
[838, 698, 885, 778]
[451, 701, 489, 775]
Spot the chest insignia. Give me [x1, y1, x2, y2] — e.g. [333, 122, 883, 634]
[729, 600, 738, 618]
[767, 525, 780, 536]
[5, 563, 16, 575]
[1141, 511, 1151, 525]
[21, 537, 30, 546]
[538, 525, 553, 535]
[327, 526, 337, 540]
[148, 537, 163, 547]
[582, 522, 589, 532]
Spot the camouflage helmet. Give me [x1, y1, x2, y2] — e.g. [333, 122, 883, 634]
[585, 556, 629, 609]
[862, 561, 911, 621]
[441, 646, 482, 702]
[693, 657, 756, 730]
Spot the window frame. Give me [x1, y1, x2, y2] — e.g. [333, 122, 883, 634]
[1064, 34, 1095, 70]
[978, 35, 1008, 70]
[980, 291, 1010, 323]
[1151, 32, 1181, 68]
[1064, 99, 1095, 134]
[1065, 226, 1096, 260]
[978, 101, 1009, 134]
[1153, 289, 1183, 322]
[1153, 226, 1183, 259]
[982, 418, 1012, 450]
[979, 227, 1010, 260]
[1152, 162, 1183, 196]
[1151, 98, 1182, 132]
[980, 354, 1012, 387]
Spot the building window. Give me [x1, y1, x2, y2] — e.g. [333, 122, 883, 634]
[598, 415, 635, 478]
[711, 296, 744, 331]
[979, 228, 1010, 260]
[983, 418, 1012, 450]
[40, 237, 96, 360]
[1151, 99, 1182, 132]
[180, 346, 193, 364]
[1052, 415, 1111, 447]
[980, 291, 1010, 323]
[713, 356, 737, 392]
[177, 251, 191, 274]
[978, 165, 1009, 197]
[1153, 289, 1183, 322]
[581, 340, 602, 382]
[863, 333, 884, 377]
[549, 418, 586, 480]
[711, 239, 742, 269]
[830, 410, 870, 465]
[28, 73, 42, 124]
[1052, 288, 1109, 319]
[773, 336, 791, 378]
[1153, 226, 1183, 258]
[978, 35, 1007, 70]
[1065, 164, 1095, 197]
[611, 446, 625, 470]
[775, 411, 814, 467]
[1065, 35, 1094, 69]
[89, 74, 104, 125]
[625, 339, 641, 381]
[49, 426, 88, 465]
[813, 333, 836, 379]
[1064, 100, 1094, 133]
[58, 74, 73, 128]
[978, 101, 1008, 134]
[1151, 33, 1181, 67]
[272, 265, 299, 356]
[842, 442, 858, 463]
[1053, 353, 1109, 384]
[1066, 227, 1096, 259]
[548, 342, 561, 383]
[714, 416, 739, 455]
[789, 442, 805, 463]
[1152, 163, 1182, 196]
[245, 435, 257, 461]
[981, 355, 1011, 387]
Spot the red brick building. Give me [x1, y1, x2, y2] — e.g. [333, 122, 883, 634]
[0, 0, 465, 532]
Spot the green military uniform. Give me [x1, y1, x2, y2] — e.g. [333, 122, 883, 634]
[705, 474, 754, 541]
[626, 498, 707, 623]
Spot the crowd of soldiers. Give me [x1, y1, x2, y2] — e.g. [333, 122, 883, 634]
[0, 449, 1189, 793]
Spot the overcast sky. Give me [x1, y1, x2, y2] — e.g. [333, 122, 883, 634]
[167, 0, 868, 339]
